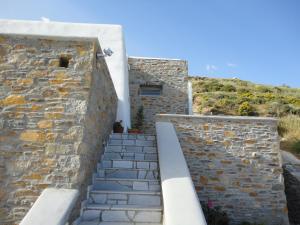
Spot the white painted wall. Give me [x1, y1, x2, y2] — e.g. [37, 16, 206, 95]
[0, 19, 131, 129]
[156, 122, 207, 225]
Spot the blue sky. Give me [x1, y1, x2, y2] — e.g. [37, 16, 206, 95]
[1, 0, 300, 87]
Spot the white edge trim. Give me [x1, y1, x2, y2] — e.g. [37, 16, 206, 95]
[20, 188, 79, 225]
[156, 122, 207, 225]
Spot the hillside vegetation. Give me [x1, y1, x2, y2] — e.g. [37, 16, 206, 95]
[191, 77, 300, 155]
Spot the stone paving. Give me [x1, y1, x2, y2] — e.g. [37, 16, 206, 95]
[73, 134, 163, 225]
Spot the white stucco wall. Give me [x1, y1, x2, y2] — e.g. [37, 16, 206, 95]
[0, 19, 131, 128]
[20, 188, 79, 225]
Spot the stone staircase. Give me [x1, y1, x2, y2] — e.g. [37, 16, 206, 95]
[73, 133, 163, 225]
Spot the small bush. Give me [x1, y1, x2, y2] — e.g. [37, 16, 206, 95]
[237, 87, 250, 94]
[238, 102, 257, 116]
[255, 85, 272, 93]
[292, 140, 300, 154]
[237, 92, 255, 104]
[259, 92, 276, 101]
[203, 80, 224, 92]
[221, 84, 236, 92]
[267, 102, 294, 117]
[274, 86, 282, 93]
[134, 106, 144, 130]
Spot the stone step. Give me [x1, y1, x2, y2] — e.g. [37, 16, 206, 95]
[102, 152, 158, 161]
[73, 132, 162, 225]
[97, 168, 159, 180]
[105, 145, 157, 154]
[81, 204, 162, 223]
[88, 190, 161, 206]
[108, 139, 155, 147]
[110, 133, 156, 141]
[99, 160, 158, 170]
[93, 178, 161, 192]
[77, 222, 162, 225]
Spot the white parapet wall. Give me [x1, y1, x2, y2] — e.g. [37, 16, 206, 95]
[20, 188, 79, 225]
[156, 122, 207, 225]
[0, 19, 131, 129]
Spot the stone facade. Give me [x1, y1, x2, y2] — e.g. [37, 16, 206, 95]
[283, 164, 300, 225]
[0, 35, 117, 224]
[156, 114, 289, 225]
[128, 57, 189, 133]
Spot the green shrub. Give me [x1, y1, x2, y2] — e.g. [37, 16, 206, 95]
[255, 85, 272, 93]
[290, 107, 300, 116]
[238, 102, 257, 116]
[203, 80, 224, 92]
[235, 79, 249, 87]
[221, 84, 236, 92]
[285, 96, 300, 106]
[237, 92, 255, 104]
[237, 87, 250, 94]
[274, 86, 282, 93]
[134, 106, 144, 130]
[252, 96, 266, 104]
[267, 102, 294, 117]
[292, 140, 300, 154]
[210, 106, 225, 115]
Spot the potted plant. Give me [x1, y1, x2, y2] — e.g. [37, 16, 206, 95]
[128, 106, 144, 134]
[128, 128, 143, 134]
[113, 120, 124, 133]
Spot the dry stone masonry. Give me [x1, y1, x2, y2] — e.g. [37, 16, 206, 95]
[128, 57, 189, 133]
[0, 34, 117, 224]
[156, 114, 289, 225]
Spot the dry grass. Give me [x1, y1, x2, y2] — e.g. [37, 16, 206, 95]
[278, 115, 300, 156]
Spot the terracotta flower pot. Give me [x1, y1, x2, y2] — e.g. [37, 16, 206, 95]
[128, 129, 142, 134]
[114, 127, 124, 133]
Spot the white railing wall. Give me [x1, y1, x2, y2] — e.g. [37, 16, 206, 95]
[20, 188, 79, 225]
[156, 122, 207, 225]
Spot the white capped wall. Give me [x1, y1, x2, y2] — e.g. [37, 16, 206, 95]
[0, 19, 131, 129]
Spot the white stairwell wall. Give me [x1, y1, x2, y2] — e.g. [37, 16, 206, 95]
[20, 188, 79, 225]
[156, 122, 207, 225]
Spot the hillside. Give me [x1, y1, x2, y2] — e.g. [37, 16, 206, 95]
[191, 76, 300, 156]
[191, 76, 300, 117]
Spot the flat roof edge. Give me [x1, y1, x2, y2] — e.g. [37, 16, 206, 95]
[0, 19, 122, 29]
[0, 19, 123, 39]
[128, 56, 185, 61]
[0, 33, 99, 43]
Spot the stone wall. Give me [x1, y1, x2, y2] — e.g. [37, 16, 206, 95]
[128, 57, 188, 133]
[0, 35, 118, 224]
[283, 164, 300, 225]
[156, 114, 289, 225]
